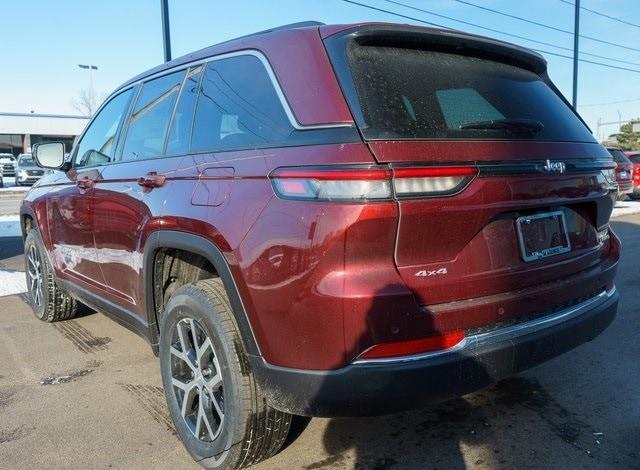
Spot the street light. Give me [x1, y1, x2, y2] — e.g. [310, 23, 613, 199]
[78, 64, 98, 91]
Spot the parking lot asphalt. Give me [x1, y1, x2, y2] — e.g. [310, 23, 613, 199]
[0, 215, 638, 469]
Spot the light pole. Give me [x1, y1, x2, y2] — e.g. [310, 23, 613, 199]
[78, 64, 98, 93]
[161, 0, 172, 62]
[572, 0, 580, 109]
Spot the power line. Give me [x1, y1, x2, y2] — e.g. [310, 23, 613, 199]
[340, 0, 640, 74]
[579, 97, 640, 108]
[342, 0, 448, 28]
[450, 0, 640, 53]
[559, 0, 640, 29]
[380, 0, 640, 67]
[532, 48, 640, 74]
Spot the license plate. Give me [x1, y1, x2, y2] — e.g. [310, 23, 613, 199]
[620, 171, 628, 179]
[516, 211, 571, 262]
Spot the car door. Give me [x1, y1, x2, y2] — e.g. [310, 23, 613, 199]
[47, 89, 133, 291]
[92, 68, 192, 319]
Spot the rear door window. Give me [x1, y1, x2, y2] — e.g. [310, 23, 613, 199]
[121, 70, 185, 161]
[191, 55, 293, 152]
[342, 45, 595, 142]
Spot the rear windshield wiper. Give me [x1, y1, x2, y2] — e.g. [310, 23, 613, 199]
[459, 118, 544, 135]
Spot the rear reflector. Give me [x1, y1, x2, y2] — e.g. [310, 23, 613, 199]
[357, 331, 465, 360]
[270, 165, 477, 201]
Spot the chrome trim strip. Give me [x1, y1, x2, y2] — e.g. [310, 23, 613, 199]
[353, 287, 616, 365]
[103, 49, 353, 132]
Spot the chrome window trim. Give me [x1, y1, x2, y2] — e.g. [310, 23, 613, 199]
[352, 286, 617, 365]
[104, 49, 353, 132]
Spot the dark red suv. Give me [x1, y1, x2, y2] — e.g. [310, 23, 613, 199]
[22, 22, 619, 469]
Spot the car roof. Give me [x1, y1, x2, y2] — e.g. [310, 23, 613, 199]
[116, 21, 546, 92]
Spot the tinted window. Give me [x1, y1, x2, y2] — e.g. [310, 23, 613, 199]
[74, 89, 133, 167]
[191, 55, 293, 152]
[121, 70, 185, 161]
[608, 148, 631, 164]
[166, 65, 203, 155]
[345, 46, 595, 142]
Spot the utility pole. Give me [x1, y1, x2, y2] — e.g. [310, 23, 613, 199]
[572, 0, 580, 109]
[161, 0, 172, 62]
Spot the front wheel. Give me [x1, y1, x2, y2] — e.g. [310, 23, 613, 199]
[23, 229, 78, 321]
[14, 179, 20, 186]
[159, 278, 292, 469]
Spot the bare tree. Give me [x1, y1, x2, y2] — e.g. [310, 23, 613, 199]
[71, 88, 97, 116]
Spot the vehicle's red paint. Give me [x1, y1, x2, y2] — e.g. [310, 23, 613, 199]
[22, 23, 621, 372]
[614, 157, 634, 194]
[367, 140, 612, 163]
[46, 167, 105, 291]
[122, 28, 354, 127]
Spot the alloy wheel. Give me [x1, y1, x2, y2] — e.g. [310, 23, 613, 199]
[170, 317, 224, 442]
[27, 244, 43, 307]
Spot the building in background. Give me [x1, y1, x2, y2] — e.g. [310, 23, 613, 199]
[0, 112, 89, 155]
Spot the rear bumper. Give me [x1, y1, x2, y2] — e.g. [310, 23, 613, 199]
[618, 181, 633, 194]
[252, 287, 618, 417]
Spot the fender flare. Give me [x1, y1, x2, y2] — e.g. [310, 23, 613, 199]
[143, 230, 261, 357]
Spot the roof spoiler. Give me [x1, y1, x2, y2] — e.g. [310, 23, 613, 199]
[326, 24, 547, 75]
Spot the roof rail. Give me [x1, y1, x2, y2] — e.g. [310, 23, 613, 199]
[231, 21, 325, 42]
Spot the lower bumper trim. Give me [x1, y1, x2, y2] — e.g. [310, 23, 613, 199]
[251, 287, 618, 417]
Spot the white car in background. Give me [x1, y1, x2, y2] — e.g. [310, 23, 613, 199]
[15, 154, 47, 186]
[0, 153, 16, 179]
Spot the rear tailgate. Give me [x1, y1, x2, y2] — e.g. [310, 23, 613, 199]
[324, 25, 617, 306]
[374, 140, 615, 305]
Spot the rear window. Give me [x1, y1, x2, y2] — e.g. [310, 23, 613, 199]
[608, 149, 631, 164]
[627, 153, 640, 163]
[345, 46, 595, 142]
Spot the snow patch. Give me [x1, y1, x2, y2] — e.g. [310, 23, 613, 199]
[0, 270, 27, 297]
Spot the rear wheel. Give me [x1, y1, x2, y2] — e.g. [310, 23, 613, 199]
[23, 229, 78, 322]
[159, 278, 292, 469]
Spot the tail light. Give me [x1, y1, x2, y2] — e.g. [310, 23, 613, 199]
[393, 166, 477, 197]
[357, 331, 466, 360]
[270, 165, 477, 201]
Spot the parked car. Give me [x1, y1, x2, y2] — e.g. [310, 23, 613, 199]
[607, 147, 634, 200]
[625, 151, 640, 200]
[22, 22, 620, 469]
[0, 152, 16, 177]
[14, 153, 46, 186]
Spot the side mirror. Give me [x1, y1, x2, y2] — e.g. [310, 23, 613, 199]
[33, 142, 65, 169]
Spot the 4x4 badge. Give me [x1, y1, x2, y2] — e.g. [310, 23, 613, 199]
[415, 268, 448, 277]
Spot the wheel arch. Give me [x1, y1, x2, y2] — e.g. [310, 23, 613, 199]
[143, 230, 260, 358]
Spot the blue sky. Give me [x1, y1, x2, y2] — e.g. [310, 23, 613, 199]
[3, 0, 639, 138]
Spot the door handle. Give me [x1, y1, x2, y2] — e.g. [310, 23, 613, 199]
[137, 172, 166, 188]
[77, 177, 95, 190]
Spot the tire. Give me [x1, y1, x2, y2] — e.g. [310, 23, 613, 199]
[23, 229, 78, 322]
[159, 278, 292, 469]
[14, 179, 20, 186]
